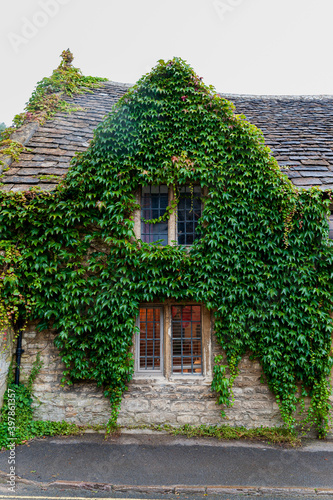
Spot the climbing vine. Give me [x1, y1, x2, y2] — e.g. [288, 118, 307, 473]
[4, 49, 107, 131]
[0, 242, 35, 351]
[0, 355, 80, 449]
[0, 140, 30, 170]
[0, 50, 107, 174]
[0, 57, 332, 435]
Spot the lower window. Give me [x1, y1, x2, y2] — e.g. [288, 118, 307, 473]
[171, 305, 202, 374]
[138, 307, 162, 372]
[136, 304, 203, 375]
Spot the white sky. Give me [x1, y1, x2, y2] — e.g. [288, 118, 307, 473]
[1, 0, 333, 126]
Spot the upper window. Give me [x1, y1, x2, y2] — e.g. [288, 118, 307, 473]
[329, 205, 333, 239]
[141, 185, 168, 245]
[139, 185, 202, 245]
[178, 186, 202, 245]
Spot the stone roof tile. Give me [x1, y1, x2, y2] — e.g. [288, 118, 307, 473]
[0, 82, 129, 191]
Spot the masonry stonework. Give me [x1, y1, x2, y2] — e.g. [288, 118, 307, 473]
[15, 320, 333, 437]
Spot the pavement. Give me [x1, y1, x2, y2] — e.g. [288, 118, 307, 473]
[1, 430, 333, 497]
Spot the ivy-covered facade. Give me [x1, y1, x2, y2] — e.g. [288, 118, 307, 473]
[1, 54, 333, 438]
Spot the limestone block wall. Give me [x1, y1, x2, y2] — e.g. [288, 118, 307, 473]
[14, 320, 331, 433]
[119, 355, 282, 428]
[19, 323, 111, 424]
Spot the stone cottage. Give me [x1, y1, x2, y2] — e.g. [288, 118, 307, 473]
[0, 59, 333, 434]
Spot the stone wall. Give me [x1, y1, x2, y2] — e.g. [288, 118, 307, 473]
[15, 320, 333, 437]
[19, 323, 110, 424]
[119, 361, 281, 428]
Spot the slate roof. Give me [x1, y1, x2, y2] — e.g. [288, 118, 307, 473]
[224, 94, 333, 190]
[0, 82, 130, 192]
[1, 82, 333, 194]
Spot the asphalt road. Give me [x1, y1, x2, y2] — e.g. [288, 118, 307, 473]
[0, 433, 333, 490]
[1, 486, 332, 500]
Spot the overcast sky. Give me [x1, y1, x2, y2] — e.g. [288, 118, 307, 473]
[1, 0, 333, 126]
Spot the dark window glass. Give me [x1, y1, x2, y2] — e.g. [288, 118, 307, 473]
[141, 185, 168, 245]
[177, 186, 201, 245]
[139, 307, 161, 370]
[171, 305, 202, 374]
[329, 211, 333, 239]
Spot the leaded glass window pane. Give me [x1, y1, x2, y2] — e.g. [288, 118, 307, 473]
[329, 210, 333, 239]
[171, 305, 202, 374]
[177, 186, 202, 245]
[139, 307, 162, 371]
[141, 185, 168, 245]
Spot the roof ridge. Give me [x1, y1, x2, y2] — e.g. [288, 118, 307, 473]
[220, 93, 333, 100]
[103, 81, 333, 99]
[103, 80, 133, 89]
